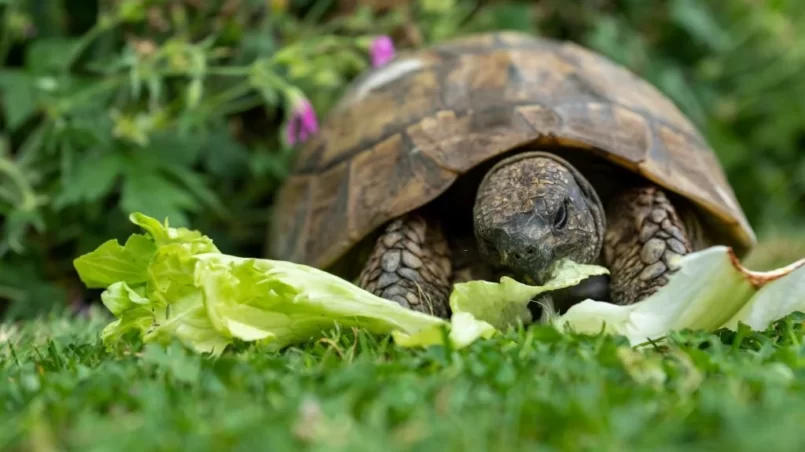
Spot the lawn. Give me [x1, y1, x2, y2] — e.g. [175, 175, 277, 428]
[3, 307, 805, 451]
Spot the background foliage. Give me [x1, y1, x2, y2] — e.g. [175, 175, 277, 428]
[1, 0, 804, 319]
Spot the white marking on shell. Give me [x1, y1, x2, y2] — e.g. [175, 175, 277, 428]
[336, 58, 427, 110]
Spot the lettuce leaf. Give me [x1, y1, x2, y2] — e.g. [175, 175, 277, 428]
[73, 234, 156, 288]
[75, 213, 497, 355]
[448, 259, 609, 330]
[553, 246, 805, 345]
[99, 280, 230, 354]
[192, 254, 451, 351]
[392, 312, 496, 348]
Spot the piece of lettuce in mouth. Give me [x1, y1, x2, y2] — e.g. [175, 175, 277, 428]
[392, 260, 609, 347]
[448, 259, 610, 330]
[73, 213, 608, 355]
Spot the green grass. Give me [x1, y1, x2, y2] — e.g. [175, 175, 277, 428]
[4, 308, 805, 451]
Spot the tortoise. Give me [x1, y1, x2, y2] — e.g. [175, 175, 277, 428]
[268, 31, 756, 318]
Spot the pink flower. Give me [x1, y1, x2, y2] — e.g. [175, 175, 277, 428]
[285, 96, 318, 145]
[370, 36, 395, 68]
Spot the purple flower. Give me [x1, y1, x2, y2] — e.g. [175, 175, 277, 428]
[370, 36, 396, 68]
[285, 96, 319, 145]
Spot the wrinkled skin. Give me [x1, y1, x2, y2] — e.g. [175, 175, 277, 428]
[473, 152, 606, 285]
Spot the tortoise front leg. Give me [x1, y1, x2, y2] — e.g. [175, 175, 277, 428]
[603, 186, 701, 305]
[358, 212, 453, 318]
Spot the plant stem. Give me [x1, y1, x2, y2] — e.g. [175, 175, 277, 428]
[0, 157, 35, 209]
[63, 16, 121, 71]
[205, 66, 251, 76]
[201, 82, 253, 112]
[214, 95, 266, 117]
[64, 75, 125, 105]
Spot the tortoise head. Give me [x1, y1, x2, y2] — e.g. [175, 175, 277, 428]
[473, 151, 606, 284]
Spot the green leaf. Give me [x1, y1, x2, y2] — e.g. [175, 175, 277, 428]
[73, 234, 157, 288]
[0, 70, 38, 130]
[144, 132, 203, 167]
[119, 161, 199, 226]
[0, 255, 69, 320]
[130, 132, 227, 217]
[53, 151, 126, 209]
[101, 281, 150, 316]
[449, 259, 610, 330]
[669, 0, 731, 52]
[76, 213, 226, 353]
[651, 63, 707, 126]
[192, 254, 450, 351]
[159, 165, 228, 218]
[127, 212, 218, 253]
[0, 209, 45, 256]
[555, 247, 805, 346]
[392, 312, 496, 348]
[24, 38, 77, 74]
[99, 279, 229, 354]
[75, 213, 457, 355]
[200, 130, 251, 179]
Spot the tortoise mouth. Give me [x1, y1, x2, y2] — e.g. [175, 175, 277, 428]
[487, 259, 553, 287]
[517, 270, 551, 287]
[478, 237, 554, 286]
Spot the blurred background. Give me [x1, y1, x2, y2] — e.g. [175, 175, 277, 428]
[1, 0, 804, 320]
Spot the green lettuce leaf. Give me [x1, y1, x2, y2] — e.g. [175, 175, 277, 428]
[76, 212, 507, 355]
[553, 246, 805, 345]
[392, 312, 497, 348]
[73, 234, 156, 288]
[448, 259, 610, 330]
[723, 261, 805, 331]
[98, 280, 230, 354]
[390, 259, 609, 348]
[191, 254, 452, 351]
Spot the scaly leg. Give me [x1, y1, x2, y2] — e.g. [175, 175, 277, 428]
[603, 186, 700, 305]
[358, 212, 453, 318]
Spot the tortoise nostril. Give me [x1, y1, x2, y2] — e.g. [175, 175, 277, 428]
[513, 253, 522, 260]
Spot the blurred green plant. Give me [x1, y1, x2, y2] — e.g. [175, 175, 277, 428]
[0, 0, 412, 318]
[1, 0, 804, 319]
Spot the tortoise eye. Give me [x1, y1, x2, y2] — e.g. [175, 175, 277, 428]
[553, 200, 568, 230]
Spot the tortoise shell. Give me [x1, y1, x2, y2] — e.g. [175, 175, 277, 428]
[269, 31, 756, 271]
